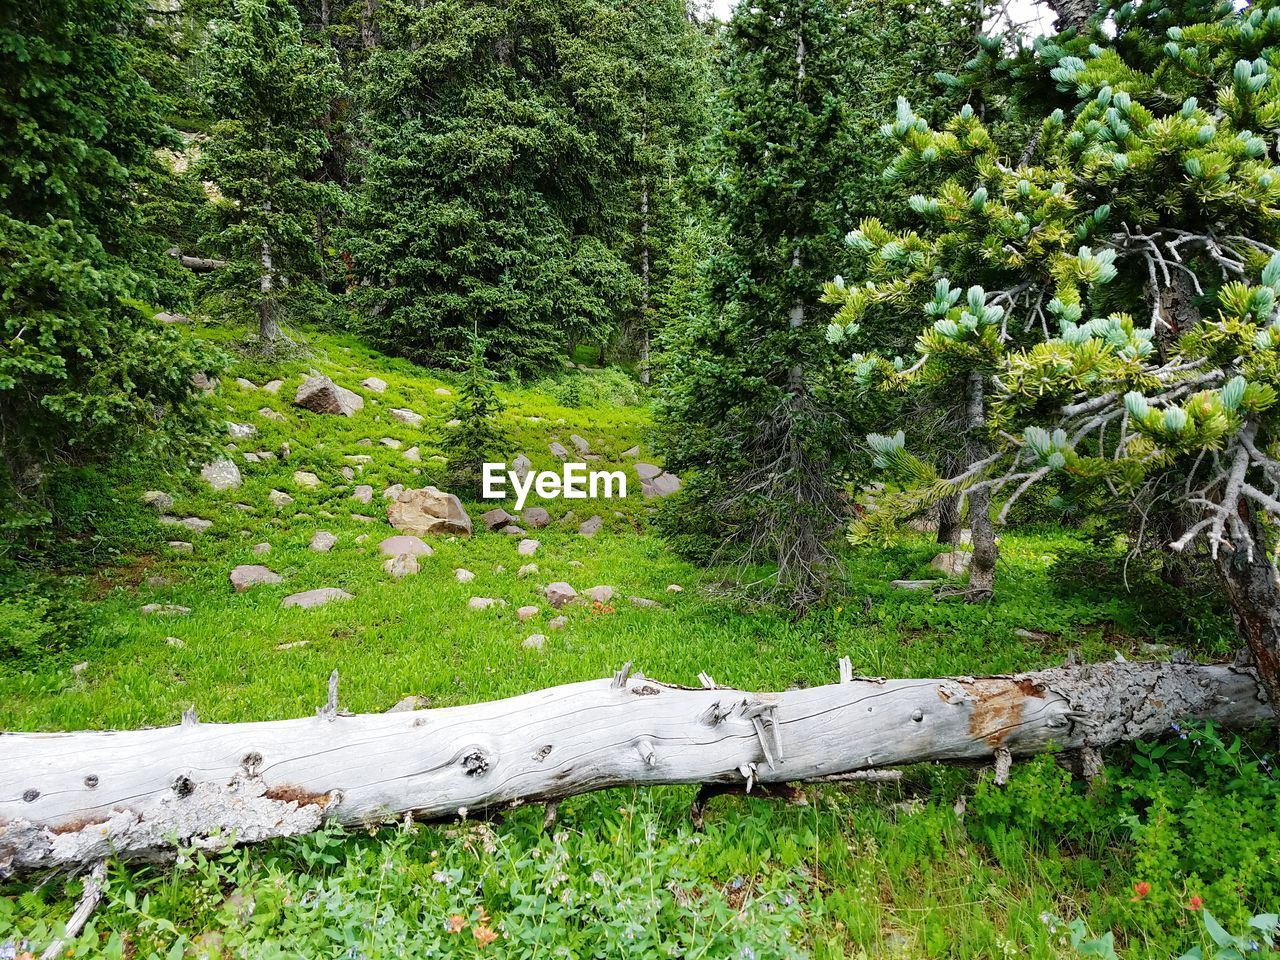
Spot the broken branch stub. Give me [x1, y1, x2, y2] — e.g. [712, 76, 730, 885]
[0, 660, 1270, 877]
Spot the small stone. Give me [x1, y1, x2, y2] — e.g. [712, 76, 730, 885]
[383, 554, 421, 578]
[379, 535, 433, 556]
[275, 640, 311, 650]
[141, 603, 191, 615]
[345, 454, 373, 464]
[141, 490, 174, 512]
[252, 450, 276, 460]
[629, 596, 661, 609]
[294, 375, 364, 417]
[570, 434, 591, 455]
[235, 377, 257, 390]
[517, 539, 539, 557]
[244, 452, 261, 463]
[179, 517, 212, 534]
[71, 661, 88, 677]
[634, 462, 663, 481]
[578, 515, 604, 537]
[434, 387, 452, 396]
[584, 585, 614, 604]
[548, 616, 567, 631]
[201, 458, 241, 491]
[549, 441, 569, 460]
[468, 597, 504, 610]
[282, 588, 353, 609]
[156, 311, 189, 324]
[386, 695, 430, 712]
[168, 541, 193, 553]
[192, 372, 217, 392]
[482, 508, 518, 531]
[382, 483, 404, 500]
[352, 513, 375, 523]
[641, 472, 682, 498]
[445, 418, 461, 428]
[622, 445, 640, 457]
[228, 422, 257, 439]
[522, 634, 546, 651]
[568, 560, 583, 568]
[259, 407, 286, 423]
[666, 584, 683, 592]
[892, 579, 936, 591]
[929, 551, 972, 576]
[362, 377, 388, 393]
[352, 485, 373, 504]
[310, 531, 338, 552]
[501, 524, 526, 536]
[454, 568, 475, 583]
[513, 454, 533, 481]
[545, 582, 578, 609]
[390, 408, 424, 427]
[230, 564, 283, 592]
[517, 605, 540, 622]
[293, 471, 321, 489]
[523, 507, 550, 529]
[253, 542, 271, 555]
[262, 379, 283, 393]
[518, 563, 539, 577]
[380, 437, 402, 449]
[269, 489, 295, 507]
[233, 503, 253, 512]
[403, 446, 421, 462]
[1014, 628, 1054, 642]
[165, 636, 185, 647]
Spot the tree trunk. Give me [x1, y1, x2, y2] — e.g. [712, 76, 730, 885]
[361, 0, 381, 48]
[639, 181, 651, 386]
[1216, 510, 1280, 711]
[0, 660, 1270, 877]
[964, 371, 998, 598]
[258, 236, 278, 343]
[1045, 0, 1094, 32]
[936, 494, 962, 547]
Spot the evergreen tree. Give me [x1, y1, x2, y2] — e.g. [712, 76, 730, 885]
[828, 0, 1280, 700]
[442, 338, 509, 499]
[0, 0, 219, 510]
[197, 0, 343, 344]
[344, 0, 640, 374]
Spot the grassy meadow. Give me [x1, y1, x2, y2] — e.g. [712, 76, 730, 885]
[1, 326, 1275, 960]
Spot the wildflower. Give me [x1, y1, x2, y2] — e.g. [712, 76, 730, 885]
[1132, 881, 1151, 899]
[740, 948, 756, 960]
[730, 876, 745, 891]
[473, 925, 498, 949]
[1188, 895, 1203, 910]
[444, 915, 466, 934]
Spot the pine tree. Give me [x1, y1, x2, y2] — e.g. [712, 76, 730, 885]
[0, 0, 220, 508]
[344, 0, 639, 375]
[828, 0, 1280, 701]
[197, 0, 343, 345]
[442, 338, 509, 499]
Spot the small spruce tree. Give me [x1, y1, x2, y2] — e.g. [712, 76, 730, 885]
[442, 338, 509, 499]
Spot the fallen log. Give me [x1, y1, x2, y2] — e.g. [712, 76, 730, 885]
[165, 247, 227, 272]
[0, 659, 1271, 877]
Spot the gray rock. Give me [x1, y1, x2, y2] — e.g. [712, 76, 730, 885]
[523, 507, 550, 529]
[549, 441, 570, 460]
[629, 596, 661, 609]
[282, 588, 353, 609]
[570, 434, 591, 455]
[517, 539, 539, 557]
[192, 372, 217, 392]
[501, 524, 526, 536]
[445, 419, 461, 428]
[141, 603, 191, 615]
[362, 377, 388, 393]
[141, 490, 174, 512]
[228, 422, 257, 439]
[382, 554, 421, 578]
[548, 616, 567, 631]
[517, 605, 540, 622]
[403, 446, 421, 462]
[295, 375, 364, 417]
[310, 531, 338, 553]
[168, 541, 193, 553]
[468, 597, 504, 610]
[892, 579, 936, 591]
[584, 585, 614, 604]
[622, 445, 640, 457]
[293, 471, 321, 488]
[252, 542, 271, 555]
[522, 634, 546, 651]
[386, 695, 430, 712]
[230, 565, 282, 592]
[579, 515, 604, 537]
[378, 535, 433, 556]
[482, 508, 518, 531]
[380, 437, 402, 449]
[201, 458, 241, 491]
[387, 486, 472, 537]
[454, 568, 475, 583]
[545, 582, 578, 609]
[390, 408, 424, 427]
[434, 387, 452, 396]
[641, 472, 682, 498]
[634, 462, 663, 481]
[178, 517, 212, 534]
[929, 551, 972, 576]
[382, 483, 404, 500]
[156, 311, 189, 325]
[269, 489, 294, 507]
[513, 454, 533, 482]
[259, 408, 286, 423]
[262, 379, 284, 394]
[352, 485, 374, 504]
[666, 584, 683, 593]
[517, 563, 539, 577]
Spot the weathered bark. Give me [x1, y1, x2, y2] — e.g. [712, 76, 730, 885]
[166, 249, 227, 272]
[1216, 510, 1280, 711]
[936, 494, 962, 547]
[1045, 0, 1095, 32]
[965, 371, 999, 598]
[0, 659, 1269, 877]
[258, 236, 279, 343]
[360, 0, 380, 48]
[639, 181, 651, 386]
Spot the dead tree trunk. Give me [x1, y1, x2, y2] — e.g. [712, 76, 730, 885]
[0, 659, 1270, 877]
[965, 371, 998, 598]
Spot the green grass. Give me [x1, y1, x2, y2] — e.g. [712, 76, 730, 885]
[1, 324, 1273, 960]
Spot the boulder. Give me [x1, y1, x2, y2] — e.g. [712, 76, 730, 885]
[227, 422, 257, 439]
[517, 605, 540, 622]
[310, 531, 338, 553]
[382, 554, 421, 578]
[141, 490, 174, 512]
[390, 408, 424, 427]
[295, 375, 364, 417]
[262, 379, 284, 394]
[378, 535, 433, 557]
[570, 434, 591, 455]
[517, 539, 539, 557]
[387, 486, 472, 537]
[545, 582, 578, 609]
[282, 588, 353, 609]
[513, 454, 533, 482]
[634, 462, 663, 481]
[403, 446, 421, 462]
[230, 565, 282, 592]
[482, 508, 518, 531]
[362, 377, 388, 393]
[578, 515, 604, 538]
[523, 507, 550, 529]
[201, 458, 241, 491]
[293, 471, 321, 488]
[252, 542, 271, 555]
[352, 485, 373, 504]
[641, 472, 682, 498]
[929, 551, 972, 576]
[584, 585, 614, 605]
[269, 489, 294, 507]
[522, 634, 546, 651]
[382, 483, 404, 500]
[454, 568, 475, 583]
[549, 441, 570, 460]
